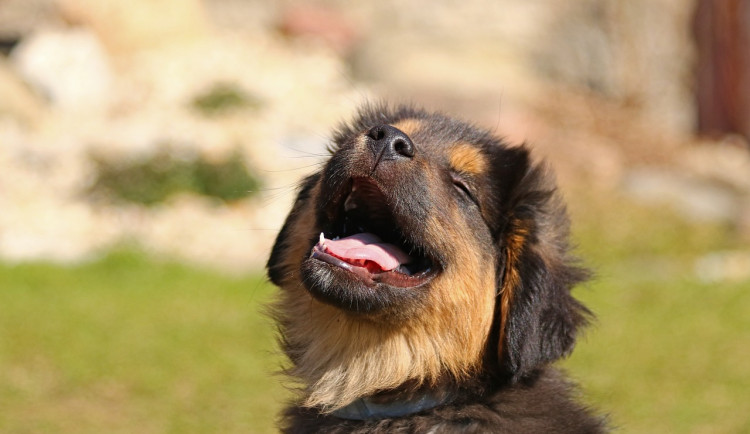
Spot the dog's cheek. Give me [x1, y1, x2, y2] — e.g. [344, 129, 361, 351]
[421, 214, 498, 371]
[267, 176, 321, 287]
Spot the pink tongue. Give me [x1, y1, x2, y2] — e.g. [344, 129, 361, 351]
[320, 233, 412, 271]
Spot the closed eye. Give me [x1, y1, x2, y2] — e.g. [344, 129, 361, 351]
[451, 172, 478, 205]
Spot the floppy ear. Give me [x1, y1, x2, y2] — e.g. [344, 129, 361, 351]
[491, 146, 591, 381]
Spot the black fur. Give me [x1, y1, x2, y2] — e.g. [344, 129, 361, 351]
[490, 153, 592, 380]
[281, 370, 604, 433]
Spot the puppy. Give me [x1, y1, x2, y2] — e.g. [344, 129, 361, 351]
[267, 104, 605, 433]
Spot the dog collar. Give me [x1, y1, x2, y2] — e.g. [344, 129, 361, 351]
[331, 392, 452, 420]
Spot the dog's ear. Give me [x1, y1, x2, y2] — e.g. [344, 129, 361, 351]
[490, 146, 591, 381]
[267, 174, 320, 286]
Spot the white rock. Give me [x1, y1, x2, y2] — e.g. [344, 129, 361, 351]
[623, 168, 740, 223]
[10, 28, 113, 112]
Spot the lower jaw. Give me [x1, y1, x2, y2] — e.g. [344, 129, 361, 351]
[300, 257, 434, 319]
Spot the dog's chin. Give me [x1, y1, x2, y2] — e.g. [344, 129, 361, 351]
[300, 252, 438, 317]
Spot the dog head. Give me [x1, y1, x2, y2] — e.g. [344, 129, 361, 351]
[268, 104, 590, 410]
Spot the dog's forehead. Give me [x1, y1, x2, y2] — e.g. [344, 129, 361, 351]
[390, 117, 489, 175]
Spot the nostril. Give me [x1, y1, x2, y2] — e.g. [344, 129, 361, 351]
[393, 138, 414, 157]
[367, 126, 386, 141]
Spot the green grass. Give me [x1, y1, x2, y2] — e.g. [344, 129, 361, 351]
[0, 252, 286, 433]
[89, 149, 262, 206]
[191, 83, 263, 116]
[564, 191, 750, 433]
[1, 192, 748, 433]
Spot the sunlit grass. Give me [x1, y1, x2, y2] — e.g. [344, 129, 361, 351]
[0, 253, 286, 433]
[565, 191, 750, 433]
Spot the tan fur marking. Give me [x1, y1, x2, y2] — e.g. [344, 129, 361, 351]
[274, 182, 322, 287]
[450, 144, 487, 175]
[498, 219, 529, 359]
[391, 119, 423, 137]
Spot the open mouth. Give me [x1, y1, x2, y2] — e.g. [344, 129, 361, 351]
[311, 177, 438, 288]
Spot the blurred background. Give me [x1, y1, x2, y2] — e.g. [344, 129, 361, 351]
[0, 0, 748, 432]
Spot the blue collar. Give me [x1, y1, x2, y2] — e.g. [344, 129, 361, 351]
[331, 392, 452, 420]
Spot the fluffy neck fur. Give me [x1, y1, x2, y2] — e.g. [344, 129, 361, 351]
[277, 263, 495, 411]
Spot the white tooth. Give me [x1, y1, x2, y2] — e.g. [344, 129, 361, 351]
[319, 232, 325, 245]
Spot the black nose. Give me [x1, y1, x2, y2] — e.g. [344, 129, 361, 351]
[365, 124, 415, 159]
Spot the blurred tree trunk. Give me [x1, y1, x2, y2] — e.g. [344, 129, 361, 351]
[693, 0, 750, 140]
